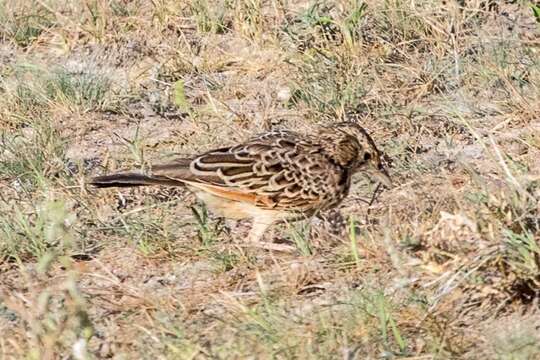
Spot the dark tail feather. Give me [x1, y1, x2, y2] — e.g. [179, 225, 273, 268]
[90, 172, 184, 188]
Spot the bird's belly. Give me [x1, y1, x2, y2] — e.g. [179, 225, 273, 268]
[192, 190, 249, 219]
[192, 189, 286, 222]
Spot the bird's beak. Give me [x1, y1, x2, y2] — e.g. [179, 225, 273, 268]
[369, 166, 393, 189]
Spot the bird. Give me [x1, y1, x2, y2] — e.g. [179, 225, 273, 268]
[90, 122, 392, 251]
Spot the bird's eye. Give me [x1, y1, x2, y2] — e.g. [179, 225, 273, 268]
[363, 153, 372, 161]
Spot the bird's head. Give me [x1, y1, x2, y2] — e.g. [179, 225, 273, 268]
[332, 122, 393, 188]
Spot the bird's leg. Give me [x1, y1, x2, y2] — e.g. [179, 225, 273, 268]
[246, 220, 296, 252]
[247, 221, 271, 243]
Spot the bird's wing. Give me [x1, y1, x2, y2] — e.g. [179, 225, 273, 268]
[152, 130, 341, 210]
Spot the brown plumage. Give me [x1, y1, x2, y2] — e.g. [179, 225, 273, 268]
[90, 122, 392, 250]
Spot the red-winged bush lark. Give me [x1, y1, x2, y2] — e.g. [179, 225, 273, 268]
[91, 122, 392, 251]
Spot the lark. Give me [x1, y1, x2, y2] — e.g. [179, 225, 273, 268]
[90, 122, 392, 250]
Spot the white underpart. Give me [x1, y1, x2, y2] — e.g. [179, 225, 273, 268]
[189, 187, 287, 243]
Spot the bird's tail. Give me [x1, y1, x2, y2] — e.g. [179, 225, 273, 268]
[90, 159, 192, 188]
[90, 172, 184, 188]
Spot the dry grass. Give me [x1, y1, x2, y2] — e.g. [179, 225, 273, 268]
[1, 0, 539, 359]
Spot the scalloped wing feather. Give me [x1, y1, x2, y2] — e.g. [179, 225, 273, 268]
[150, 130, 348, 211]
